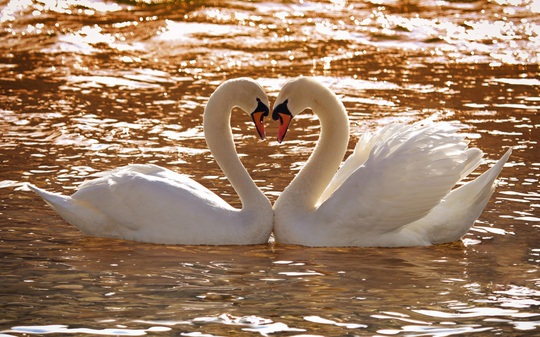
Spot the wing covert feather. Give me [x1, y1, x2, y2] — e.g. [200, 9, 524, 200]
[71, 165, 232, 232]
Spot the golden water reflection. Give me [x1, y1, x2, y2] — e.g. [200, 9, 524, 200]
[1, 0, 539, 335]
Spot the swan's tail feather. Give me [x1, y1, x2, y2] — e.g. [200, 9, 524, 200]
[28, 184, 103, 235]
[407, 149, 512, 244]
[28, 184, 73, 210]
[407, 148, 512, 244]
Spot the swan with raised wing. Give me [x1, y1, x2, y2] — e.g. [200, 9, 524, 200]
[271, 77, 511, 247]
[29, 78, 273, 245]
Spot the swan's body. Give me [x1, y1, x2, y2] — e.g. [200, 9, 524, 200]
[29, 78, 273, 245]
[272, 77, 511, 247]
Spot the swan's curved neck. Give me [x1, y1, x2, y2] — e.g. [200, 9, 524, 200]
[279, 83, 350, 210]
[203, 85, 268, 211]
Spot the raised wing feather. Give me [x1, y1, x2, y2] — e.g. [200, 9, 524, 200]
[318, 121, 474, 237]
[319, 123, 414, 204]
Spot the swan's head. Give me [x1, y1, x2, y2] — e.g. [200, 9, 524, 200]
[208, 78, 270, 140]
[272, 77, 314, 143]
[232, 78, 270, 140]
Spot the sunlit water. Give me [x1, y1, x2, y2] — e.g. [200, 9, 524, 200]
[1, 0, 539, 336]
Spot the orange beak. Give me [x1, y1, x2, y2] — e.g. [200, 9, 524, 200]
[251, 98, 269, 140]
[272, 100, 293, 143]
[276, 113, 292, 144]
[251, 110, 266, 140]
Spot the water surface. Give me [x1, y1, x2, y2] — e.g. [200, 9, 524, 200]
[1, 0, 539, 336]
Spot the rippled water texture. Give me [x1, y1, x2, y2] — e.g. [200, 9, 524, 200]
[1, 0, 539, 336]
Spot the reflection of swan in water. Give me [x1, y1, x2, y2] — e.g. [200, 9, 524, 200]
[271, 77, 511, 247]
[29, 78, 273, 245]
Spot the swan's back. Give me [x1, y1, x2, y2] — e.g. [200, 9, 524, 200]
[74, 164, 230, 211]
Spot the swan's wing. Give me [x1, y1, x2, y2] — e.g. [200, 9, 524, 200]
[76, 164, 228, 208]
[71, 165, 234, 236]
[319, 124, 403, 204]
[318, 121, 476, 236]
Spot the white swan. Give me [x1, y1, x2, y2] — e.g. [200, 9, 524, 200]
[29, 78, 273, 245]
[271, 77, 511, 247]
